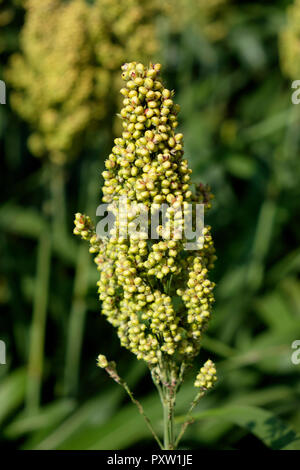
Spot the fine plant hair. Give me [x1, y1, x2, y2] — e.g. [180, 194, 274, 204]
[74, 62, 217, 450]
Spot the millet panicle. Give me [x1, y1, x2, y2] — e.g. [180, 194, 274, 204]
[74, 62, 217, 390]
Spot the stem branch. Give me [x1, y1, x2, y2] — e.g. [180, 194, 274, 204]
[106, 365, 163, 449]
[175, 390, 204, 447]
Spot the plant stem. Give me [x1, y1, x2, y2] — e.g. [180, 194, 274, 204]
[50, 163, 67, 238]
[163, 392, 175, 449]
[105, 365, 163, 449]
[63, 243, 89, 396]
[63, 161, 98, 396]
[160, 370, 176, 450]
[175, 390, 204, 447]
[122, 380, 164, 450]
[26, 227, 51, 413]
[26, 160, 65, 411]
[163, 399, 170, 450]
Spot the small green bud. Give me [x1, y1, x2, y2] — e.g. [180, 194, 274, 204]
[97, 354, 108, 368]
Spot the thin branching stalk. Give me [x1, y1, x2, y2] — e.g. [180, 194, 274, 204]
[103, 362, 163, 449]
[175, 391, 204, 447]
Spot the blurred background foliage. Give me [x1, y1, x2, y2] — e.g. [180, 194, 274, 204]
[0, 0, 300, 450]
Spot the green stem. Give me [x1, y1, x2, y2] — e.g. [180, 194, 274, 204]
[175, 390, 204, 447]
[106, 365, 163, 449]
[163, 393, 174, 450]
[63, 243, 89, 396]
[26, 160, 65, 411]
[151, 368, 174, 449]
[160, 374, 175, 450]
[122, 380, 163, 450]
[26, 228, 51, 413]
[49, 163, 67, 238]
[63, 161, 99, 396]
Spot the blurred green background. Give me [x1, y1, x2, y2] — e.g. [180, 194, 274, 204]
[1, 0, 300, 450]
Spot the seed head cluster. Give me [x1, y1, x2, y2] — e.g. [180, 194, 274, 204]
[74, 62, 217, 387]
[6, 0, 160, 164]
[6, 0, 229, 165]
[279, 0, 300, 79]
[97, 354, 109, 369]
[194, 359, 217, 389]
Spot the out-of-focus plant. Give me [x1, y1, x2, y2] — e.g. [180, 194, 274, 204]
[279, 0, 300, 79]
[6, 0, 161, 165]
[74, 62, 217, 450]
[6, 0, 100, 165]
[0, 0, 22, 56]
[5, 0, 231, 165]
[161, 0, 229, 41]
[5, 0, 162, 402]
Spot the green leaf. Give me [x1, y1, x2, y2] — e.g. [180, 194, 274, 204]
[225, 154, 256, 179]
[0, 205, 45, 238]
[0, 369, 26, 427]
[268, 248, 300, 283]
[28, 361, 147, 450]
[4, 399, 75, 438]
[177, 405, 300, 450]
[218, 324, 300, 373]
[255, 291, 295, 330]
[0, 204, 78, 265]
[25, 392, 117, 449]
